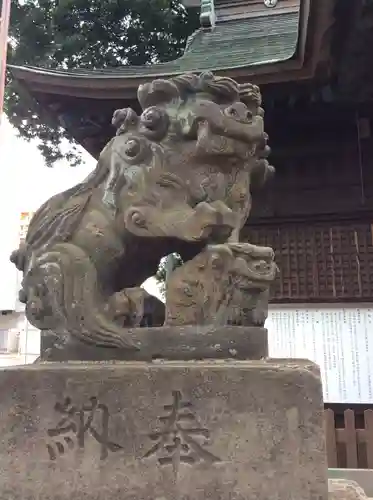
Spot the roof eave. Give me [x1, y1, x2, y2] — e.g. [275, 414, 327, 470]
[9, 56, 306, 100]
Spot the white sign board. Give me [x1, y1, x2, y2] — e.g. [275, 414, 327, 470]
[266, 304, 373, 404]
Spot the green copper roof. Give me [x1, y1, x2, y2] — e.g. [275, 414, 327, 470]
[13, 11, 299, 79]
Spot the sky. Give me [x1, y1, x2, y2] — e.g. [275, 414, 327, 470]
[0, 115, 95, 209]
[0, 114, 161, 307]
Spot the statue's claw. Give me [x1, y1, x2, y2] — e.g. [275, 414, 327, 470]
[192, 201, 239, 242]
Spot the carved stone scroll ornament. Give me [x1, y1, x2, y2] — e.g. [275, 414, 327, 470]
[9, 71, 277, 349]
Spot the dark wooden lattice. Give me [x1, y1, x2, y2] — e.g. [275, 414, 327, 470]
[243, 221, 373, 302]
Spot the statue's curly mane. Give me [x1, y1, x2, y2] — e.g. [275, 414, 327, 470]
[25, 140, 114, 254]
[172, 72, 240, 103]
[24, 73, 262, 261]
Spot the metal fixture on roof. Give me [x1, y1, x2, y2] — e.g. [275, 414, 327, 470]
[264, 0, 278, 7]
[200, 0, 216, 28]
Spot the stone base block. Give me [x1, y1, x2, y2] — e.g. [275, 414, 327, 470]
[0, 359, 327, 500]
[40, 326, 268, 361]
[329, 480, 369, 499]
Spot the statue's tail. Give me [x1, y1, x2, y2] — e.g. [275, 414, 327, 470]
[23, 243, 138, 349]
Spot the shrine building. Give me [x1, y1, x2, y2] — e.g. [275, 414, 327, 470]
[8, 1, 373, 471]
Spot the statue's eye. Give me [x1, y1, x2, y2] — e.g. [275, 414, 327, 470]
[140, 107, 169, 140]
[141, 107, 162, 129]
[124, 139, 141, 157]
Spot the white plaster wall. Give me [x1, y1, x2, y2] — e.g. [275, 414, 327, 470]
[0, 312, 40, 366]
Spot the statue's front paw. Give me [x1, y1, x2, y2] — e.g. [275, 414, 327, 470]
[194, 201, 238, 242]
[209, 200, 239, 229]
[250, 304, 268, 326]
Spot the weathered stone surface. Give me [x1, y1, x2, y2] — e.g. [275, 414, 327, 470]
[329, 479, 369, 499]
[40, 326, 268, 361]
[9, 72, 276, 348]
[0, 359, 327, 500]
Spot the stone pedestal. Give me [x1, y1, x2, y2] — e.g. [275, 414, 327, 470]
[0, 359, 327, 500]
[40, 326, 268, 362]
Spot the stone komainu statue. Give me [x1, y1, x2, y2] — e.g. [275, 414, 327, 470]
[10, 72, 277, 349]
